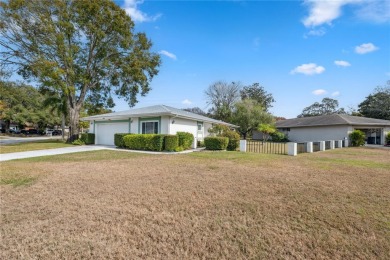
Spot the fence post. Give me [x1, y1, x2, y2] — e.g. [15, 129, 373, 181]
[287, 142, 297, 156]
[306, 142, 313, 153]
[240, 140, 247, 152]
[336, 140, 343, 148]
[344, 139, 349, 147]
[330, 140, 335, 149]
[319, 141, 326, 151]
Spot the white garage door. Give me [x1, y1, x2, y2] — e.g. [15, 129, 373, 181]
[96, 122, 129, 145]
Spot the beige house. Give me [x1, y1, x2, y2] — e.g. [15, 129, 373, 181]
[275, 114, 390, 145]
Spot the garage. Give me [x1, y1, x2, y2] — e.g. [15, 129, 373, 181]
[95, 122, 129, 145]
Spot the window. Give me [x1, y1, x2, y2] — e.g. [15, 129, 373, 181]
[197, 122, 203, 131]
[141, 121, 159, 134]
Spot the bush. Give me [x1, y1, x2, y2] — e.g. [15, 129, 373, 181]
[386, 132, 390, 145]
[123, 134, 165, 151]
[164, 135, 179, 151]
[114, 133, 130, 148]
[222, 130, 240, 151]
[271, 131, 289, 142]
[204, 137, 229, 150]
[80, 133, 95, 144]
[177, 132, 194, 149]
[197, 140, 205, 147]
[349, 130, 365, 147]
[72, 139, 85, 145]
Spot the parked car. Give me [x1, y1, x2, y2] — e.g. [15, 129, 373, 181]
[28, 129, 39, 135]
[52, 130, 62, 136]
[20, 129, 29, 135]
[0, 129, 5, 133]
[9, 129, 21, 134]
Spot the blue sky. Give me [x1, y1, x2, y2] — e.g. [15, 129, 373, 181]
[113, 0, 390, 118]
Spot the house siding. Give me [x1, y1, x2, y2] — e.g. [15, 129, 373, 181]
[281, 125, 350, 143]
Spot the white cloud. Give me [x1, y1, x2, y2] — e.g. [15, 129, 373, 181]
[302, 0, 361, 27]
[182, 99, 192, 105]
[312, 89, 327, 95]
[355, 43, 379, 54]
[159, 50, 177, 60]
[123, 0, 161, 23]
[332, 91, 340, 96]
[334, 60, 351, 67]
[290, 63, 325, 75]
[355, 0, 390, 23]
[305, 27, 327, 37]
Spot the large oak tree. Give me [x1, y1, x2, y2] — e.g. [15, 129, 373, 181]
[0, 0, 160, 141]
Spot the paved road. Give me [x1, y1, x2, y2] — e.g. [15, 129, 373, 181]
[0, 146, 108, 162]
[0, 136, 62, 145]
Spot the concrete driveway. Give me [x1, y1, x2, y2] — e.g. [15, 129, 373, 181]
[0, 145, 108, 162]
[0, 136, 62, 145]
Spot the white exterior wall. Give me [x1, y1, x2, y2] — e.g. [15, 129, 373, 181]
[89, 121, 95, 133]
[203, 122, 213, 138]
[130, 117, 139, 133]
[160, 116, 170, 134]
[283, 125, 350, 142]
[169, 117, 198, 139]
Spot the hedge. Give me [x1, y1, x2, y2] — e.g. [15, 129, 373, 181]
[349, 130, 365, 147]
[204, 137, 229, 150]
[177, 132, 194, 149]
[123, 134, 165, 151]
[164, 135, 179, 151]
[114, 133, 131, 148]
[221, 131, 240, 151]
[80, 133, 95, 145]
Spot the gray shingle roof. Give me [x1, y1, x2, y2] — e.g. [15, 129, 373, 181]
[275, 114, 390, 128]
[81, 105, 238, 127]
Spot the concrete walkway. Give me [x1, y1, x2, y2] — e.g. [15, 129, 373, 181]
[0, 145, 205, 162]
[0, 145, 107, 162]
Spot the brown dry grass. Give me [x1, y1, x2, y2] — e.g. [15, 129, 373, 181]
[1, 148, 389, 259]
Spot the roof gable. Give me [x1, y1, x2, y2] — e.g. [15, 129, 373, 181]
[276, 114, 390, 128]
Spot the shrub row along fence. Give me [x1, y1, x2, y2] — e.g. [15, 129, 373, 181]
[241, 139, 349, 156]
[246, 140, 287, 155]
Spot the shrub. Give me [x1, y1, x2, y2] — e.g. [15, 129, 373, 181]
[114, 133, 130, 148]
[164, 135, 179, 151]
[271, 131, 289, 142]
[123, 134, 165, 151]
[223, 130, 240, 151]
[386, 132, 390, 145]
[349, 130, 365, 147]
[177, 132, 194, 149]
[197, 140, 205, 147]
[72, 139, 85, 145]
[80, 133, 95, 144]
[204, 137, 229, 150]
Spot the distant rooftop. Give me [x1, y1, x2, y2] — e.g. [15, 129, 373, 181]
[81, 104, 238, 127]
[275, 114, 390, 128]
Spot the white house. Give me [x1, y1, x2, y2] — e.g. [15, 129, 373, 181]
[275, 114, 390, 145]
[81, 105, 237, 146]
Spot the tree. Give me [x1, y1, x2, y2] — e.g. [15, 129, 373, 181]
[205, 81, 241, 122]
[358, 86, 390, 120]
[231, 99, 274, 139]
[0, 0, 160, 141]
[0, 81, 60, 131]
[240, 83, 275, 111]
[257, 123, 276, 142]
[298, 98, 346, 117]
[182, 107, 207, 117]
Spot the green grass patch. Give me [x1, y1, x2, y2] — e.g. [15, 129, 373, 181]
[0, 139, 72, 154]
[0, 172, 37, 187]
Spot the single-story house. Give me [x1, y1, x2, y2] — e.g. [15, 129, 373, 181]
[81, 105, 237, 146]
[275, 114, 390, 145]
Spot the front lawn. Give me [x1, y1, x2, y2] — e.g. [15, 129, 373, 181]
[1, 148, 389, 259]
[0, 139, 73, 154]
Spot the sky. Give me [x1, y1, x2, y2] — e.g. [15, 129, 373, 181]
[111, 0, 390, 119]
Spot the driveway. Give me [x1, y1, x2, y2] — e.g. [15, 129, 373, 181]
[0, 136, 62, 145]
[0, 146, 108, 162]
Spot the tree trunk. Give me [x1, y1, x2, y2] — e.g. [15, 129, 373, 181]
[67, 105, 81, 143]
[61, 113, 65, 141]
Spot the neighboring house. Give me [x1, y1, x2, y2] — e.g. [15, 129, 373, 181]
[275, 114, 390, 145]
[81, 105, 237, 146]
